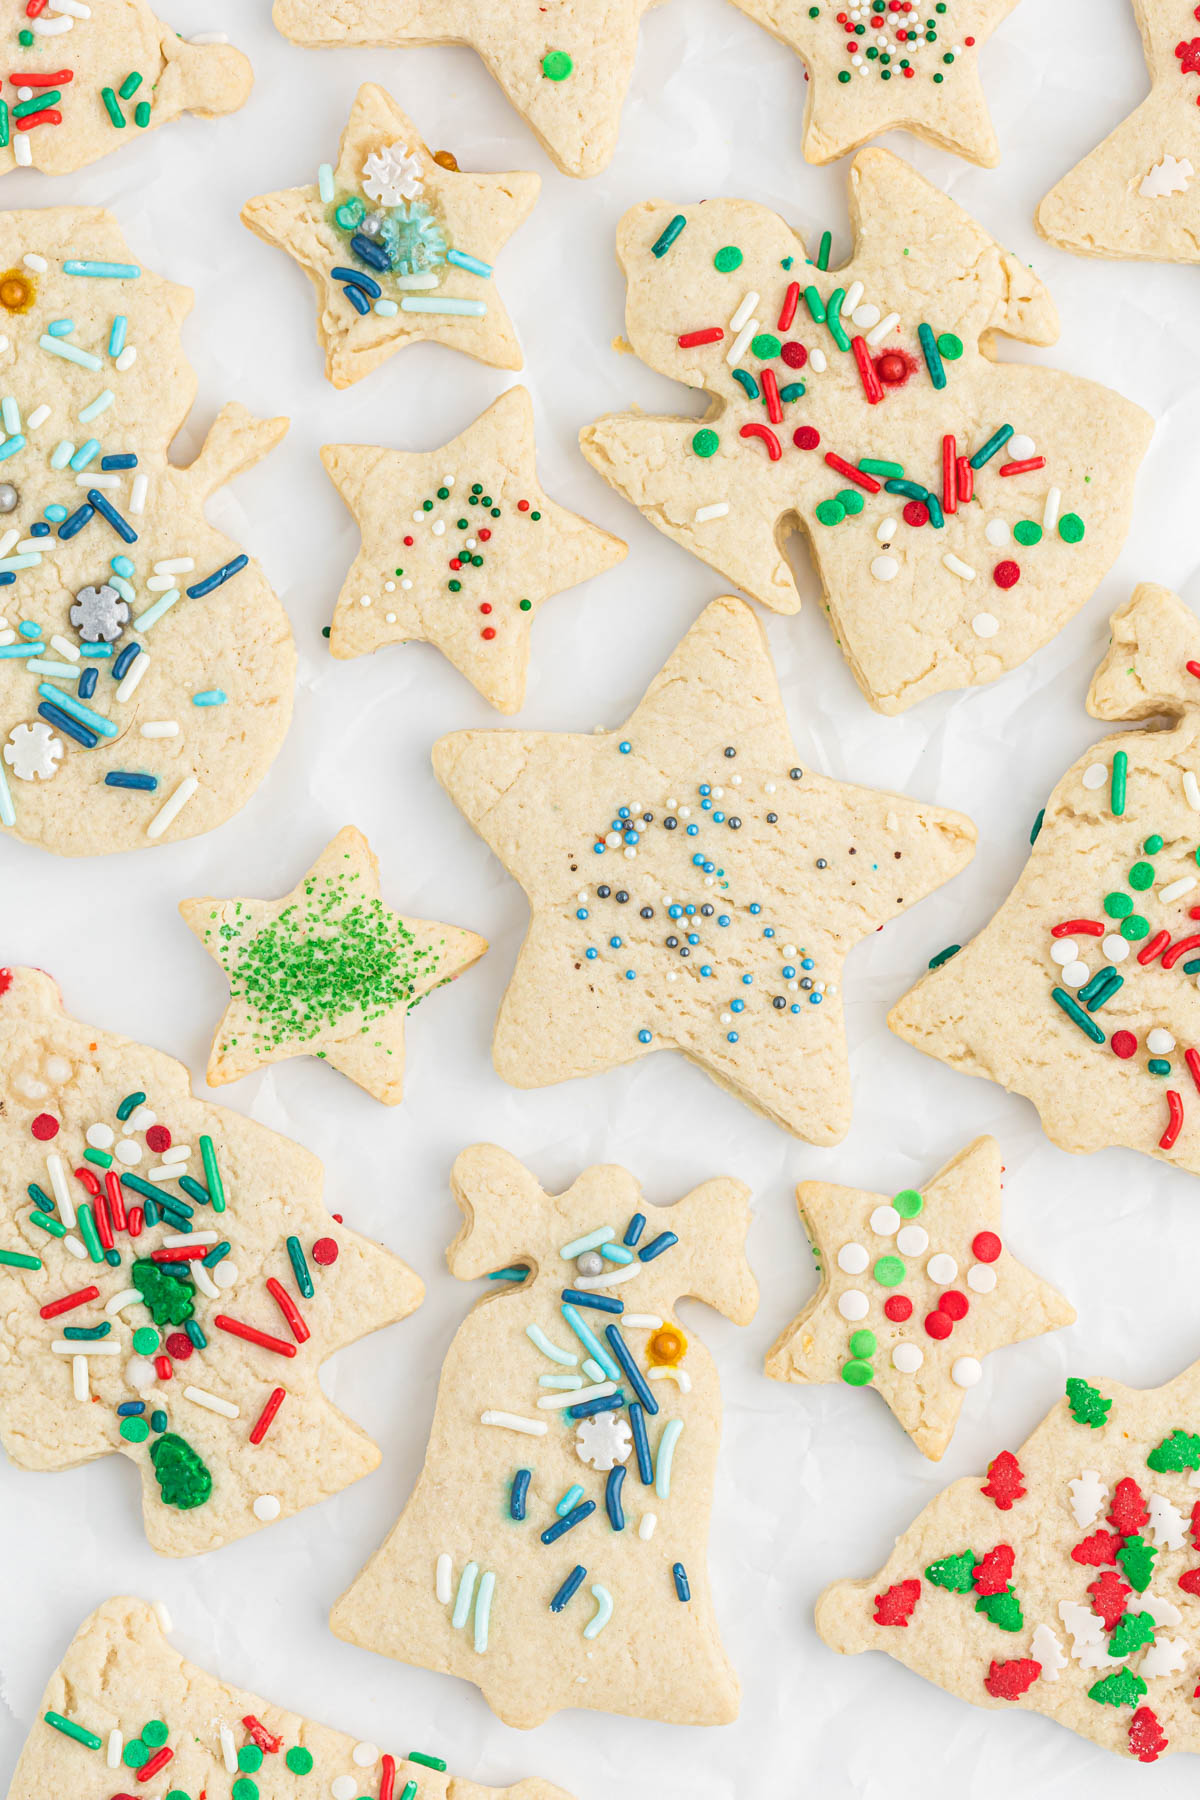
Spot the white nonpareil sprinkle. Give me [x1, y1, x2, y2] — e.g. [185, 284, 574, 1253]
[1102, 934, 1130, 963]
[1148, 1027, 1177, 1055]
[1008, 434, 1036, 460]
[1050, 938, 1078, 965]
[926, 1253, 958, 1284]
[332, 1777, 358, 1800]
[1081, 762, 1108, 790]
[869, 1204, 899, 1236]
[837, 1242, 868, 1274]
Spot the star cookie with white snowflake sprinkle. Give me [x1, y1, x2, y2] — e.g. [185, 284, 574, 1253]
[179, 825, 487, 1104]
[325, 388, 627, 713]
[432, 594, 975, 1141]
[272, 0, 663, 179]
[728, 0, 1018, 166]
[766, 1136, 1074, 1460]
[891, 584, 1200, 1173]
[581, 151, 1152, 714]
[0, 966, 423, 1555]
[241, 84, 539, 388]
[1037, 1, 1200, 263]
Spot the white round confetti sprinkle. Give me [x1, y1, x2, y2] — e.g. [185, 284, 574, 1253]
[1061, 960, 1089, 988]
[972, 613, 999, 639]
[871, 555, 899, 582]
[1148, 1027, 1176, 1055]
[1102, 935, 1130, 964]
[358, 594, 371, 608]
[869, 1204, 900, 1237]
[1081, 762, 1108, 790]
[838, 1289, 870, 1321]
[1050, 939, 1078, 965]
[984, 519, 1011, 547]
[253, 1494, 281, 1522]
[952, 1356, 983, 1388]
[213, 1260, 239, 1290]
[1008, 434, 1036, 460]
[385, 612, 396, 623]
[892, 1343, 924, 1374]
[126, 1356, 156, 1391]
[332, 1778, 358, 1800]
[45, 1056, 72, 1082]
[352, 1743, 380, 1768]
[967, 1263, 997, 1293]
[86, 1122, 114, 1149]
[896, 1225, 928, 1256]
[837, 1242, 869, 1274]
[927, 1252, 958, 1285]
[852, 303, 881, 329]
[114, 1138, 141, 1165]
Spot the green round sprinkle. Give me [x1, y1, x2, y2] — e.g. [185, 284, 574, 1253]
[238, 1745, 264, 1772]
[1148, 1058, 1172, 1076]
[123, 1740, 149, 1768]
[692, 428, 720, 459]
[18, 29, 33, 44]
[936, 333, 963, 360]
[1121, 914, 1150, 941]
[815, 498, 845, 527]
[1104, 891, 1133, 919]
[713, 246, 743, 273]
[1013, 520, 1042, 547]
[150, 1408, 167, 1432]
[1059, 512, 1085, 543]
[166, 1791, 190, 1800]
[841, 1358, 874, 1385]
[519, 598, 532, 611]
[132, 1326, 159, 1355]
[837, 489, 865, 517]
[873, 1255, 906, 1288]
[541, 50, 573, 80]
[285, 1747, 314, 1775]
[1129, 861, 1155, 891]
[231, 1781, 259, 1800]
[120, 1416, 150, 1443]
[838, 68, 851, 82]
[1144, 834, 1164, 854]
[894, 1188, 923, 1217]
[142, 1720, 169, 1748]
[849, 1329, 877, 1357]
[448, 579, 462, 592]
[750, 332, 781, 360]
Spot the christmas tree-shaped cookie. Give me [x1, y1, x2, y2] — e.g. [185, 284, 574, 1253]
[765, 1137, 1075, 1459]
[0, 966, 423, 1555]
[272, 0, 661, 180]
[1037, 1, 1200, 264]
[728, 0, 1020, 166]
[818, 1358, 1200, 1761]
[331, 1146, 758, 1729]
[580, 150, 1152, 713]
[0, 1, 252, 177]
[0, 208, 294, 855]
[891, 584, 1200, 1174]
[9, 1597, 573, 1799]
[433, 595, 976, 1142]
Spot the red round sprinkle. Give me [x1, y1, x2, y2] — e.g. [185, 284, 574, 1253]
[972, 1230, 1002, 1263]
[31, 1112, 59, 1140]
[902, 64, 915, 76]
[924, 1310, 953, 1340]
[993, 559, 1020, 589]
[903, 501, 929, 528]
[1111, 1030, 1138, 1060]
[940, 1289, 969, 1321]
[792, 425, 820, 450]
[517, 499, 530, 512]
[478, 529, 491, 543]
[403, 535, 414, 547]
[311, 1236, 339, 1265]
[781, 341, 807, 369]
[876, 352, 908, 385]
[883, 1294, 913, 1322]
[449, 557, 462, 571]
[145, 1124, 171, 1154]
[0, 968, 11, 995]
[165, 1331, 193, 1360]
[965, 34, 975, 44]
[479, 602, 492, 614]
[481, 627, 496, 640]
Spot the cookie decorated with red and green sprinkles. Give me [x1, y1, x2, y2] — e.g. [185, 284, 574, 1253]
[241, 85, 539, 389]
[179, 825, 488, 1105]
[892, 584, 1200, 1173]
[324, 387, 627, 714]
[580, 150, 1152, 714]
[331, 1146, 757, 1729]
[433, 594, 975, 1141]
[766, 1136, 1074, 1459]
[0, 966, 423, 1555]
[0, 1, 250, 177]
[1038, 1, 1200, 264]
[817, 1354, 1200, 1760]
[10, 1597, 575, 1800]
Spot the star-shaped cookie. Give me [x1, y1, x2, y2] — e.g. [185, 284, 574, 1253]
[433, 595, 976, 1141]
[179, 826, 487, 1103]
[890, 584, 1200, 1174]
[325, 388, 628, 713]
[581, 150, 1153, 714]
[765, 1137, 1075, 1460]
[1037, 0, 1200, 263]
[729, 0, 1019, 165]
[272, 0, 663, 179]
[241, 84, 539, 388]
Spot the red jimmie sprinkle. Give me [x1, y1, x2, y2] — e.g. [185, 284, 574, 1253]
[266, 1276, 310, 1344]
[73, 1165, 100, 1197]
[136, 1746, 173, 1782]
[10, 68, 72, 84]
[128, 1205, 144, 1238]
[1051, 918, 1104, 937]
[739, 422, 782, 460]
[1160, 1090, 1185, 1151]
[824, 452, 880, 494]
[677, 326, 723, 348]
[998, 457, 1046, 477]
[249, 1385, 287, 1445]
[40, 1285, 100, 1320]
[1185, 1047, 1200, 1095]
[16, 110, 63, 131]
[851, 335, 882, 404]
[956, 456, 973, 504]
[93, 1185, 114, 1252]
[241, 1716, 281, 1754]
[151, 1245, 208, 1262]
[214, 1315, 298, 1358]
[1187, 661, 1200, 680]
[380, 1754, 397, 1800]
[30, 1112, 59, 1140]
[1163, 934, 1200, 969]
[1137, 930, 1171, 965]
[760, 367, 783, 425]
[777, 281, 800, 332]
[942, 434, 957, 515]
[105, 1169, 127, 1232]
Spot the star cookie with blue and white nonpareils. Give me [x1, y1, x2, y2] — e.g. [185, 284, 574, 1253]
[241, 85, 539, 389]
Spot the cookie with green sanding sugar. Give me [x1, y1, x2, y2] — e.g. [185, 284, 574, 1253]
[766, 1135, 1074, 1460]
[891, 583, 1200, 1174]
[179, 825, 488, 1104]
[817, 1353, 1200, 1761]
[9, 1597, 576, 1798]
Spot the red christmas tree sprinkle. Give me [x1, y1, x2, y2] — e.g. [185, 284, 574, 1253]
[1128, 1707, 1168, 1764]
[981, 1451, 1026, 1511]
[1107, 1477, 1148, 1538]
[1071, 1530, 1121, 1567]
[1176, 1567, 1200, 1597]
[972, 1545, 1015, 1595]
[984, 1658, 1042, 1700]
[872, 1579, 920, 1627]
[1190, 1499, 1200, 1551]
[1087, 1569, 1131, 1631]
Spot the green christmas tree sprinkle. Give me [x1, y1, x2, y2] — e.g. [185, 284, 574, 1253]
[924, 1550, 977, 1592]
[1088, 1668, 1147, 1707]
[1146, 1429, 1200, 1472]
[1116, 1535, 1157, 1593]
[150, 1432, 212, 1510]
[132, 1260, 195, 1327]
[1065, 1377, 1112, 1429]
[1106, 1611, 1157, 1656]
[974, 1587, 1024, 1632]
